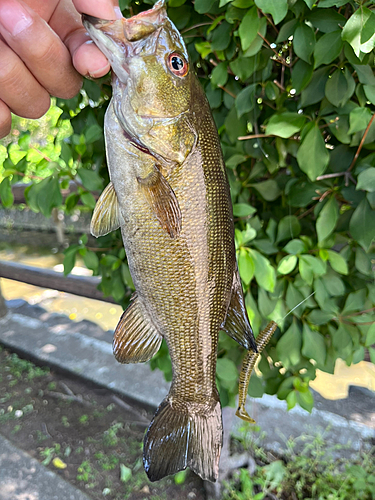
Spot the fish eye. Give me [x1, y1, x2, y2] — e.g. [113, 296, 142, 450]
[167, 52, 188, 77]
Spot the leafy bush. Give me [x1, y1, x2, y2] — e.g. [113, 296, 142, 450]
[0, 0, 374, 411]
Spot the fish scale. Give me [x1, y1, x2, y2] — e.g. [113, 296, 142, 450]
[83, 0, 256, 483]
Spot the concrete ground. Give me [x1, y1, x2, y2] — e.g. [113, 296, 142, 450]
[0, 299, 374, 499]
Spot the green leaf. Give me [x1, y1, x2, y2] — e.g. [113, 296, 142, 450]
[348, 107, 372, 135]
[63, 246, 79, 276]
[286, 282, 305, 318]
[296, 389, 314, 412]
[194, 0, 215, 13]
[325, 68, 355, 108]
[195, 41, 212, 59]
[233, 203, 256, 217]
[211, 21, 232, 51]
[85, 124, 103, 144]
[265, 113, 306, 138]
[300, 66, 330, 107]
[326, 250, 348, 275]
[120, 464, 132, 483]
[276, 321, 302, 369]
[238, 249, 255, 285]
[343, 288, 367, 314]
[365, 323, 375, 347]
[249, 179, 281, 201]
[294, 23, 315, 63]
[284, 239, 306, 255]
[357, 167, 375, 192]
[341, 6, 373, 57]
[314, 31, 343, 68]
[37, 176, 63, 217]
[244, 16, 267, 57]
[235, 83, 257, 118]
[217, 358, 238, 381]
[353, 64, 375, 86]
[229, 55, 258, 82]
[307, 309, 335, 325]
[78, 169, 103, 191]
[276, 215, 301, 242]
[307, 9, 346, 33]
[349, 198, 375, 251]
[211, 62, 228, 87]
[278, 255, 298, 275]
[254, 0, 288, 25]
[83, 250, 99, 272]
[316, 197, 339, 243]
[299, 256, 314, 285]
[0, 178, 14, 208]
[363, 84, 375, 105]
[297, 124, 330, 181]
[355, 247, 372, 276]
[251, 249, 276, 292]
[302, 324, 326, 366]
[332, 324, 353, 359]
[81, 192, 96, 210]
[226, 154, 247, 168]
[292, 60, 313, 94]
[239, 6, 259, 51]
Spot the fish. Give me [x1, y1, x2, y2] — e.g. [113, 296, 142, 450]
[83, 0, 257, 483]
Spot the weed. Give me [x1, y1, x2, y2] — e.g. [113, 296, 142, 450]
[79, 414, 89, 425]
[103, 422, 123, 447]
[223, 435, 375, 500]
[77, 460, 96, 488]
[61, 416, 70, 427]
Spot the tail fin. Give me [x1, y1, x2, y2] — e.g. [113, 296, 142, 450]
[143, 397, 222, 482]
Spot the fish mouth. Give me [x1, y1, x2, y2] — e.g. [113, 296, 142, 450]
[82, 0, 167, 84]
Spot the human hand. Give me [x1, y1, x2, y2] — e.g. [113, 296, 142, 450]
[0, 0, 120, 139]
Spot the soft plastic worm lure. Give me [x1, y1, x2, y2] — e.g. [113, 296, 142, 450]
[235, 291, 316, 423]
[236, 320, 278, 423]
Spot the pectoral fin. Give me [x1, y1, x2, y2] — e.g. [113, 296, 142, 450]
[137, 166, 181, 238]
[113, 294, 162, 364]
[91, 182, 124, 237]
[222, 265, 257, 352]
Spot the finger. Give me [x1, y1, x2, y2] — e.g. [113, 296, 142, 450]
[50, 1, 110, 78]
[72, 0, 121, 20]
[0, 0, 82, 99]
[0, 38, 50, 119]
[0, 100, 12, 139]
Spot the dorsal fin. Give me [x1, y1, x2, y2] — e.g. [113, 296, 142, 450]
[221, 265, 257, 352]
[90, 182, 124, 237]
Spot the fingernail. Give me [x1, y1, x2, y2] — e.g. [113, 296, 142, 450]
[0, 2, 33, 36]
[114, 6, 123, 19]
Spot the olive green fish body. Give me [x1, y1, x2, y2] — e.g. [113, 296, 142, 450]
[84, 1, 256, 482]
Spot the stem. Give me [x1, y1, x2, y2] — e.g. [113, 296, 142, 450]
[181, 22, 212, 33]
[218, 85, 236, 98]
[348, 113, 375, 172]
[258, 33, 289, 67]
[238, 133, 272, 140]
[31, 147, 52, 163]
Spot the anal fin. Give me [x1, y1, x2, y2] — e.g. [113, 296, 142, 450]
[113, 295, 162, 364]
[90, 182, 124, 237]
[137, 165, 181, 238]
[221, 265, 257, 352]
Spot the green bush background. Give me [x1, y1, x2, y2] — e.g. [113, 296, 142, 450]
[0, 0, 374, 412]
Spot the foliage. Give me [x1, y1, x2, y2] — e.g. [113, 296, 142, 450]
[0, 0, 375, 411]
[223, 435, 375, 500]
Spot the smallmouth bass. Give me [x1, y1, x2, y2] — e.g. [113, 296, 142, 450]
[83, 0, 257, 482]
